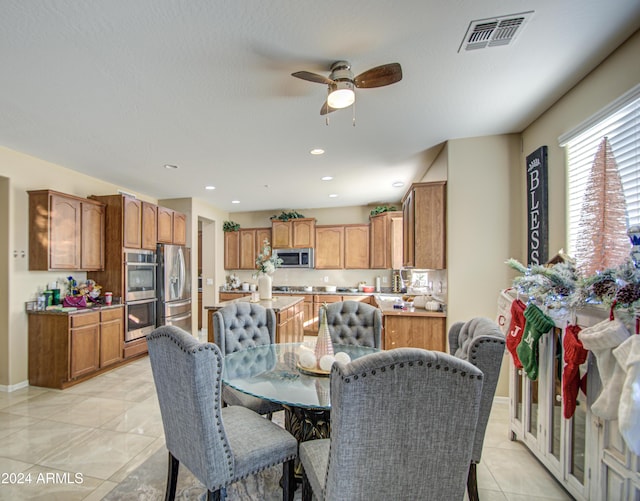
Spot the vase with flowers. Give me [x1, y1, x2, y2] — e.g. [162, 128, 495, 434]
[253, 239, 282, 300]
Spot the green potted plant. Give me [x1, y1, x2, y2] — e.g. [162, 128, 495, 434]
[270, 210, 305, 221]
[223, 221, 240, 232]
[370, 205, 398, 216]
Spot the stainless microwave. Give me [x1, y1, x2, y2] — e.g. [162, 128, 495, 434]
[274, 248, 314, 268]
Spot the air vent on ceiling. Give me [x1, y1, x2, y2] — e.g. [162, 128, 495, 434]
[459, 11, 534, 52]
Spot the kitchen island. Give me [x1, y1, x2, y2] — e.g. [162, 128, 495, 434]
[206, 295, 304, 344]
[375, 298, 447, 352]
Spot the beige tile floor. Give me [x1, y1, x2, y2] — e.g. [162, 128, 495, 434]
[0, 333, 574, 501]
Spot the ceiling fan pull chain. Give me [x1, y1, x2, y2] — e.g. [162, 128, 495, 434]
[352, 100, 356, 127]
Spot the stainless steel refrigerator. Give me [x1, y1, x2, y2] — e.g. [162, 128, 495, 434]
[156, 243, 192, 332]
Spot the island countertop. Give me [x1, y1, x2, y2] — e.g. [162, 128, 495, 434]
[205, 295, 304, 313]
[374, 298, 446, 318]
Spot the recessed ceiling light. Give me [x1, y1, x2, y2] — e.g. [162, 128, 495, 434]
[392, 181, 405, 188]
[321, 176, 333, 181]
[205, 185, 215, 190]
[164, 164, 179, 170]
[310, 148, 325, 155]
[329, 194, 338, 198]
[231, 200, 240, 204]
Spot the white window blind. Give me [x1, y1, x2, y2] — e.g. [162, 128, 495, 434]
[562, 85, 640, 256]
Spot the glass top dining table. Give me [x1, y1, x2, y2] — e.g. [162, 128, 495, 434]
[221, 343, 380, 410]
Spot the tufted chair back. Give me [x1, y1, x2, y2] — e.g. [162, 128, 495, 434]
[449, 317, 505, 501]
[213, 302, 276, 355]
[299, 348, 483, 501]
[212, 302, 282, 417]
[147, 325, 236, 490]
[321, 300, 382, 348]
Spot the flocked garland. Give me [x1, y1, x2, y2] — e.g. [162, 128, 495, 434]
[507, 254, 640, 314]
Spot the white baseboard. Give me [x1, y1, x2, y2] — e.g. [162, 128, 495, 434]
[0, 380, 29, 393]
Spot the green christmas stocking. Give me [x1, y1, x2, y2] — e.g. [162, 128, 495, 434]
[517, 304, 555, 380]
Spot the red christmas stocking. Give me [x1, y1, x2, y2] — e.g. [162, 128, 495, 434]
[562, 324, 588, 419]
[506, 299, 526, 368]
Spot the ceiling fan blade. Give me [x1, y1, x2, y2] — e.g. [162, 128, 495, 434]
[292, 71, 334, 85]
[320, 101, 338, 115]
[354, 63, 402, 88]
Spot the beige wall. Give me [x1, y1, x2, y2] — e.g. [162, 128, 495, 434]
[521, 29, 640, 258]
[0, 177, 9, 386]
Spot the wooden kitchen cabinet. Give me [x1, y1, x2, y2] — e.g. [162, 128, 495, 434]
[382, 315, 446, 352]
[345, 224, 370, 269]
[402, 181, 446, 269]
[99, 307, 124, 368]
[239, 229, 257, 269]
[123, 196, 143, 248]
[315, 225, 344, 269]
[29, 190, 105, 271]
[274, 298, 304, 344]
[28, 306, 126, 389]
[271, 218, 315, 248]
[370, 211, 403, 269]
[81, 201, 105, 270]
[157, 206, 187, 245]
[225, 227, 272, 270]
[70, 312, 101, 379]
[224, 231, 240, 269]
[90, 194, 160, 250]
[141, 201, 158, 250]
[255, 228, 271, 254]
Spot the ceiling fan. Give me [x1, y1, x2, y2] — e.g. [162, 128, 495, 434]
[292, 60, 402, 115]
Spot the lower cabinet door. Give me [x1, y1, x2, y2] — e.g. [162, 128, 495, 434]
[70, 324, 100, 379]
[100, 313, 123, 368]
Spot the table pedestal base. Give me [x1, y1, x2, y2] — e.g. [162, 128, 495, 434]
[284, 405, 331, 480]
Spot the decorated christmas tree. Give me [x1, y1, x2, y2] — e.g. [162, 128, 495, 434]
[575, 137, 630, 277]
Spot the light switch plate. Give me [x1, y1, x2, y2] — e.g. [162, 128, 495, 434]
[206, 278, 213, 285]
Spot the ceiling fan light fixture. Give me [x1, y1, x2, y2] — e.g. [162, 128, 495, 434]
[327, 81, 355, 109]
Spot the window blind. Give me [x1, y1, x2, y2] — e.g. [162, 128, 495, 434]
[562, 86, 640, 256]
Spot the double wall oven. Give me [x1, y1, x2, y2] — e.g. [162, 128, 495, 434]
[125, 249, 157, 342]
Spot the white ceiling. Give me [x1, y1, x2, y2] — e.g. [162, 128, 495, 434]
[2, 1, 639, 213]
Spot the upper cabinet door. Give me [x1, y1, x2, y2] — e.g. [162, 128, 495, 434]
[50, 193, 82, 270]
[403, 181, 446, 269]
[292, 219, 315, 248]
[172, 211, 187, 245]
[271, 220, 291, 248]
[157, 206, 173, 244]
[315, 226, 344, 269]
[224, 231, 240, 270]
[80, 201, 105, 270]
[239, 229, 257, 269]
[345, 225, 370, 269]
[141, 202, 158, 250]
[123, 196, 142, 248]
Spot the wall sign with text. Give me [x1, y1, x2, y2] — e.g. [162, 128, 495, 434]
[526, 146, 548, 265]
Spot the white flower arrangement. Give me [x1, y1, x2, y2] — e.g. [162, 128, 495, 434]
[254, 239, 283, 278]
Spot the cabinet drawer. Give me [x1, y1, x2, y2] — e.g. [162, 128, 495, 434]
[71, 312, 100, 328]
[100, 308, 122, 322]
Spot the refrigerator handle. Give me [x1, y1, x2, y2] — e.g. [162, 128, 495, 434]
[168, 298, 191, 308]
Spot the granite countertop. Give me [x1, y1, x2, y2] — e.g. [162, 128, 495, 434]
[206, 295, 304, 312]
[220, 287, 393, 296]
[27, 303, 125, 315]
[374, 298, 446, 318]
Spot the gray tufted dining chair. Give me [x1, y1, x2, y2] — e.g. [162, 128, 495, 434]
[320, 300, 382, 348]
[212, 302, 283, 418]
[146, 325, 297, 501]
[299, 347, 483, 501]
[449, 317, 506, 501]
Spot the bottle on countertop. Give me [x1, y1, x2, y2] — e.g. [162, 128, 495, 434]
[375, 276, 381, 293]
